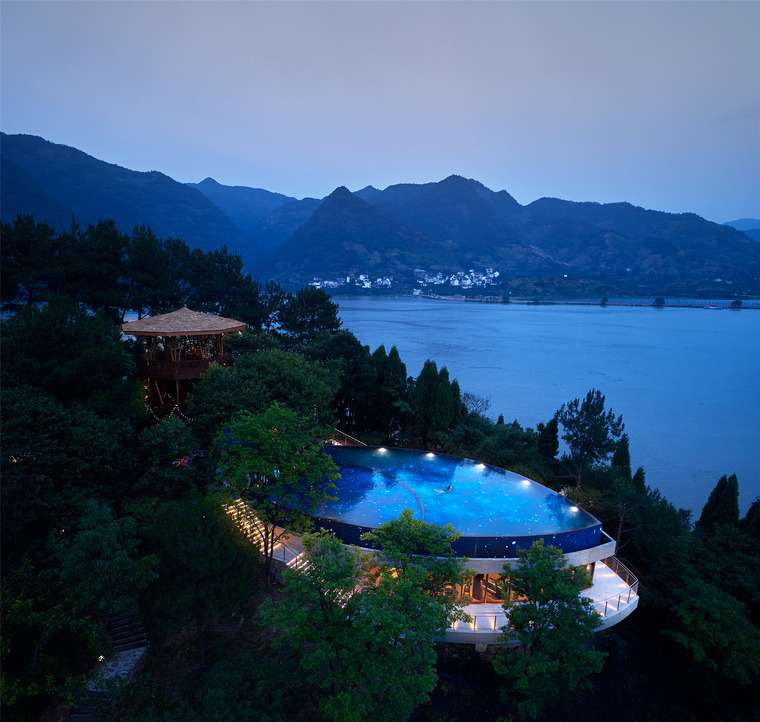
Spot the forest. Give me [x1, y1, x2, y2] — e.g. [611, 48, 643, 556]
[1, 216, 759, 722]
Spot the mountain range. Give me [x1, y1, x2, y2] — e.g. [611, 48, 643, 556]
[2, 132, 758, 295]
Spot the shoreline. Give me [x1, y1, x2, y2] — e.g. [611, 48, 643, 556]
[408, 293, 760, 309]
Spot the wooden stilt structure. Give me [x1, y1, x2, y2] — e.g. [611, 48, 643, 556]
[122, 307, 245, 418]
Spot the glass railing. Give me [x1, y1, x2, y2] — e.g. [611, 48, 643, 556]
[450, 613, 508, 632]
[589, 556, 639, 618]
[449, 556, 639, 631]
[331, 429, 368, 446]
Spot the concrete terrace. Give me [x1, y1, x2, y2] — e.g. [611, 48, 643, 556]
[446, 558, 639, 645]
[227, 501, 639, 646]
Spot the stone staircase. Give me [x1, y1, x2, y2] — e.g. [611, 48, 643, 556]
[108, 612, 149, 653]
[67, 612, 149, 721]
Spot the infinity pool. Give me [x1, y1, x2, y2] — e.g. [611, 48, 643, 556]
[316, 446, 602, 558]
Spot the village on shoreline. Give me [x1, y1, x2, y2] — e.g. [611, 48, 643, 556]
[309, 268, 759, 308]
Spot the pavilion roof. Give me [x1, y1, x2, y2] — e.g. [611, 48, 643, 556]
[121, 307, 246, 337]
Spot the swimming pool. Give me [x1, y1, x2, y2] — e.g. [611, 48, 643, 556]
[315, 446, 602, 558]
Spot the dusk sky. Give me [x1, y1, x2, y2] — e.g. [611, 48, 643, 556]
[2, 1, 758, 224]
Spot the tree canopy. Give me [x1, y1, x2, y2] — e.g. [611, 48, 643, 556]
[556, 388, 625, 485]
[217, 403, 339, 587]
[263, 521, 465, 722]
[492, 540, 605, 719]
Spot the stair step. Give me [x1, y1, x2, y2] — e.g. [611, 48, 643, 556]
[109, 619, 143, 630]
[111, 628, 146, 640]
[113, 640, 149, 652]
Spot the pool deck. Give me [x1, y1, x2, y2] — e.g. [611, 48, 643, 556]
[226, 500, 639, 646]
[445, 559, 639, 644]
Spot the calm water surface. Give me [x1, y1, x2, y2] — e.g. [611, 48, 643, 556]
[336, 297, 760, 516]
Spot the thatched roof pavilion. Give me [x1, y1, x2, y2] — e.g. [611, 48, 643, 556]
[122, 306, 246, 337]
[122, 307, 246, 415]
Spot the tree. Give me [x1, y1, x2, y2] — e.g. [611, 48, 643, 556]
[1, 384, 138, 574]
[408, 361, 462, 447]
[1, 500, 156, 718]
[0, 215, 63, 309]
[361, 508, 469, 606]
[689, 524, 760, 617]
[217, 403, 339, 588]
[124, 225, 172, 319]
[73, 220, 129, 320]
[555, 389, 624, 485]
[0, 294, 141, 420]
[372, 344, 410, 441]
[278, 286, 341, 347]
[610, 432, 632, 481]
[141, 493, 259, 672]
[261, 280, 289, 333]
[536, 417, 559, 460]
[409, 359, 439, 444]
[492, 539, 605, 719]
[741, 497, 760, 542]
[653, 296, 665, 307]
[695, 473, 740, 532]
[263, 527, 462, 722]
[308, 330, 378, 434]
[664, 578, 760, 686]
[461, 391, 491, 416]
[632, 465, 646, 491]
[188, 349, 339, 444]
[428, 367, 456, 445]
[135, 416, 209, 498]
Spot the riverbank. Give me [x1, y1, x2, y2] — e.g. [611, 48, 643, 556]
[412, 293, 760, 308]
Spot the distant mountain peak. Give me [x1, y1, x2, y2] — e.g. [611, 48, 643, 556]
[4, 131, 759, 291]
[724, 218, 760, 231]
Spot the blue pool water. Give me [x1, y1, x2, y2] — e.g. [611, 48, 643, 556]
[316, 446, 602, 558]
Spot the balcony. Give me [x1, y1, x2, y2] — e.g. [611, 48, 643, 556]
[443, 557, 639, 645]
[138, 354, 229, 380]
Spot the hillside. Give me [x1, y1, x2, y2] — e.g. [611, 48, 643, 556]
[725, 218, 760, 242]
[3, 132, 758, 295]
[0, 133, 248, 253]
[258, 186, 458, 285]
[187, 177, 296, 251]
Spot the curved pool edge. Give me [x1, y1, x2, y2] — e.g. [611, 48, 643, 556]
[320, 445, 603, 558]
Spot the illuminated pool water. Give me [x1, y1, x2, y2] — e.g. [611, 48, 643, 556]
[315, 446, 602, 558]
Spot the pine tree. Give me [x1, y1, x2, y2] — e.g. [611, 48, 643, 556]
[741, 498, 760, 541]
[696, 473, 740, 532]
[611, 433, 632, 482]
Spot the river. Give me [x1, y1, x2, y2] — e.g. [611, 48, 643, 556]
[335, 296, 759, 517]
